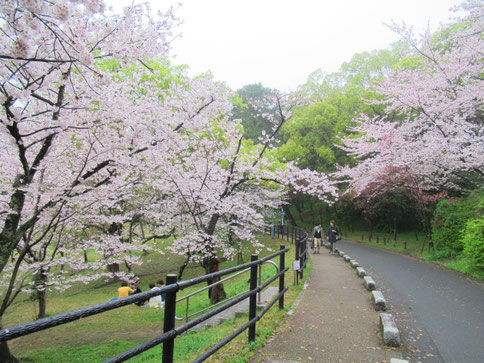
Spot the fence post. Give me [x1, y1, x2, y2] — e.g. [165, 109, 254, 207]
[299, 238, 305, 279]
[295, 238, 300, 262]
[163, 274, 178, 363]
[279, 245, 285, 310]
[295, 238, 300, 286]
[248, 254, 258, 343]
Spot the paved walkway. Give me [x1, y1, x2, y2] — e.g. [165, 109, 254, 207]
[251, 246, 404, 363]
[340, 240, 484, 363]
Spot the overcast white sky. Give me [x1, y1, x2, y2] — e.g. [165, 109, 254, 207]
[108, 0, 464, 92]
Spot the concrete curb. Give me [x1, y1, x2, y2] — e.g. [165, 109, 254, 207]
[363, 275, 376, 291]
[336, 240, 402, 355]
[287, 274, 310, 316]
[356, 266, 366, 277]
[372, 290, 387, 311]
[380, 313, 401, 347]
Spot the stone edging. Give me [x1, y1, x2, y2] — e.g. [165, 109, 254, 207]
[322, 242, 403, 352]
[287, 273, 310, 316]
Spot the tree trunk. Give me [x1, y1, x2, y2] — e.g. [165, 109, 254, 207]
[309, 199, 315, 225]
[0, 342, 18, 363]
[207, 277, 226, 304]
[200, 215, 227, 304]
[0, 320, 18, 363]
[106, 222, 122, 274]
[203, 257, 226, 304]
[420, 235, 427, 253]
[178, 255, 191, 280]
[294, 197, 302, 220]
[392, 217, 397, 247]
[36, 288, 46, 320]
[282, 205, 297, 227]
[368, 220, 373, 241]
[33, 268, 48, 319]
[107, 263, 119, 273]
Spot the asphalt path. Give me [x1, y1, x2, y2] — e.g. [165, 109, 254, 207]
[337, 240, 484, 363]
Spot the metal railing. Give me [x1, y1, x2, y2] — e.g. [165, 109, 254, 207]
[178, 259, 280, 322]
[0, 245, 290, 363]
[266, 223, 308, 285]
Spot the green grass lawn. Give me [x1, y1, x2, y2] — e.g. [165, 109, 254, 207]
[345, 230, 427, 257]
[5, 234, 307, 362]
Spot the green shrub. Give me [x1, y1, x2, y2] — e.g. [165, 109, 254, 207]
[462, 216, 484, 269]
[431, 190, 483, 259]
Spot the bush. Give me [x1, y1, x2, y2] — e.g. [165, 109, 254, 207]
[431, 190, 483, 259]
[462, 216, 484, 269]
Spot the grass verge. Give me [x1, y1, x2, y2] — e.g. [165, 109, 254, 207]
[8, 235, 308, 362]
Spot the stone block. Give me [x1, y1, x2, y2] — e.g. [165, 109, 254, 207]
[380, 313, 400, 347]
[356, 267, 366, 277]
[338, 250, 345, 256]
[344, 255, 351, 261]
[372, 290, 387, 311]
[363, 276, 376, 291]
[350, 260, 359, 268]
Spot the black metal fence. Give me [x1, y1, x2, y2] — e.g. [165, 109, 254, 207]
[0, 245, 291, 363]
[265, 223, 309, 285]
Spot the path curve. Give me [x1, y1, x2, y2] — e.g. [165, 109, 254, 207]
[338, 240, 484, 363]
[251, 248, 402, 362]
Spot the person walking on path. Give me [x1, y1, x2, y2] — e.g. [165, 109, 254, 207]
[326, 220, 339, 254]
[312, 222, 323, 254]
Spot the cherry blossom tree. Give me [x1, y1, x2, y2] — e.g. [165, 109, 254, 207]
[138, 89, 337, 302]
[337, 0, 484, 245]
[0, 1, 180, 360]
[0, 5, 338, 360]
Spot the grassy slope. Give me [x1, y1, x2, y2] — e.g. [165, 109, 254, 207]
[6, 234, 307, 362]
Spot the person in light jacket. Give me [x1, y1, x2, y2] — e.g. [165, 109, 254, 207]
[326, 220, 340, 254]
[313, 222, 323, 254]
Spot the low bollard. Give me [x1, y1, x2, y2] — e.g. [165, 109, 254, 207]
[364, 276, 376, 291]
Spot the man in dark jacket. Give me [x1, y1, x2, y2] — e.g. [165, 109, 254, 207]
[326, 220, 340, 254]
